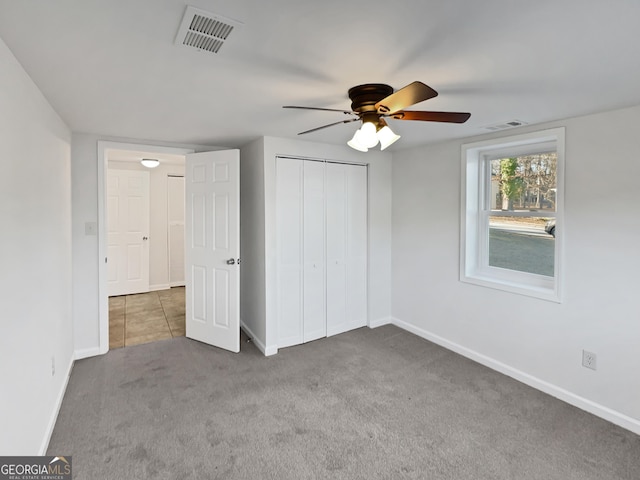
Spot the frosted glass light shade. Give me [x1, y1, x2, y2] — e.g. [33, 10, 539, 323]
[347, 131, 368, 152]
[141, 158, 160, 168]
[356, 122, 379, 148]
[377, 126, 401, 150]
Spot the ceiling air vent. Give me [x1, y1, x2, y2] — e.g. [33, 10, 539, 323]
[174, 6, 243, 54]
[483, 120, 529, 131]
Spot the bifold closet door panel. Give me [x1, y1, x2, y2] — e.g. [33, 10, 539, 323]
[303, 160, 326, 342]
[276, 158, 304, 348]
[326, 163, 367, 336]
[326, 163, 347, 336]
[346, 164, 368, 330]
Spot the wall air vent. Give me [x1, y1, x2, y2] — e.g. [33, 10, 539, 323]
[483, 120, 529, 131]
[174, 6, 243, 54]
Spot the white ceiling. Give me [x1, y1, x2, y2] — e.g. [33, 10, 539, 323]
[1, 0, 639, 151]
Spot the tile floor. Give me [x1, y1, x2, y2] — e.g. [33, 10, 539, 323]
[109, 287, 185, 349]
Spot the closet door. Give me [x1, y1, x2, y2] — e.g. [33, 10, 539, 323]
[277, 158, 366, 349]
[302, 161, 326, 342]
[276, 158, 304, 347]
[326, 163, 347, 335]
[345, 164, 368, 330]
[326, 163, 367, 336]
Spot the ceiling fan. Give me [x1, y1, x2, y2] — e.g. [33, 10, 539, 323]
[283, 81, 471, 151]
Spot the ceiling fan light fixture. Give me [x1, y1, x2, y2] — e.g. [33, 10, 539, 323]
[284, 81, 470, 153]
[347, 131, 368, 152]
[141, 158, 160, 168]
[356, 121, 379, 148]
[378, 125, 401, 150]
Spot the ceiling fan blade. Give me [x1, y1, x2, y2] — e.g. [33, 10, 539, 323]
[283, 105, 354, 115]
[298, 118, 359, 135]
[391, 110, 471, 123]
[375, 81, 438, 114]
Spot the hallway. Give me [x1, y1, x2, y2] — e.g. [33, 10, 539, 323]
[109, 287, 185, 348]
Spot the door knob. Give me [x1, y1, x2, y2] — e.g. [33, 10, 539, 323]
[143, 236, 148, 240]
[226, 258, 236, 265]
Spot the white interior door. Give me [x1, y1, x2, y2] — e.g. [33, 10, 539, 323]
[168, 175, 185, 286]
[107, 169, 150, 297]
[185, 150, 240, 353]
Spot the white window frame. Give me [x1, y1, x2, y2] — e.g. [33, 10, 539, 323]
[460, 127, 565, 302]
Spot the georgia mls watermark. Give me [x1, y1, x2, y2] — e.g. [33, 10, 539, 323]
[0, 456, 71, 480]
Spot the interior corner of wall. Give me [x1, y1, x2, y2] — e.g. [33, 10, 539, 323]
[369, 317, 393, 329]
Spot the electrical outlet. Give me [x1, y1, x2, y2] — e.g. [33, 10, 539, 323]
[51, 356, 55, 376]
[582, 350, 597, 370]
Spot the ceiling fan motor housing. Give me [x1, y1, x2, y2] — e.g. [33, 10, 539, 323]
[348, 84, 393, 113]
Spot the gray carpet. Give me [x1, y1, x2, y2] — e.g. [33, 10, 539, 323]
[48, 325, 639, 479]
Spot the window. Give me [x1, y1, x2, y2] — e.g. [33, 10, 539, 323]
[460, 128, 564, 301]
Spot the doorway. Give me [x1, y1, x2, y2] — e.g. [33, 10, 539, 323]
[98, 144, 242, 354]
[98, 142, 194, 351]
[108, 170, 186, 348]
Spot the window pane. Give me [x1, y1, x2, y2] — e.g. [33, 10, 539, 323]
[489, 153, 557, 212]
[489, 216, 555, 276]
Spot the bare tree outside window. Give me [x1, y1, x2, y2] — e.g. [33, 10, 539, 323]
[491, 153, 557, 212]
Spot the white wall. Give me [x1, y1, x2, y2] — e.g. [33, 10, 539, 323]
[0, 36, 73, 454]
[239, 138, 267, 348]
[71, 133, 222, 356]
[391, 104, 640, 433]
[242, 136, 393, 354]
[108, 160, 185, 290]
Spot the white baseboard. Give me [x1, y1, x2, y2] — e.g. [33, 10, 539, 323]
[240, 321, 277, 356]
[390, 317, 640, 436]
[149, 284, 170, 292]
[263, 344, 278, 356]
[169, 282, 185, 288]
[74, 347, 102, 360]
[39, 355, 74, 455]
[369, 316, 392, 329]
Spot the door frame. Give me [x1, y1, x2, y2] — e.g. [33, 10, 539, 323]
[97, 141, 195, 354]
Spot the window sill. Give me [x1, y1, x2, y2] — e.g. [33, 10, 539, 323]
[461, 270, 561, 303]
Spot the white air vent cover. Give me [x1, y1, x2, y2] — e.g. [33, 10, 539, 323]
[483, 120, 529, 131]
[175, 6, 243, 54]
